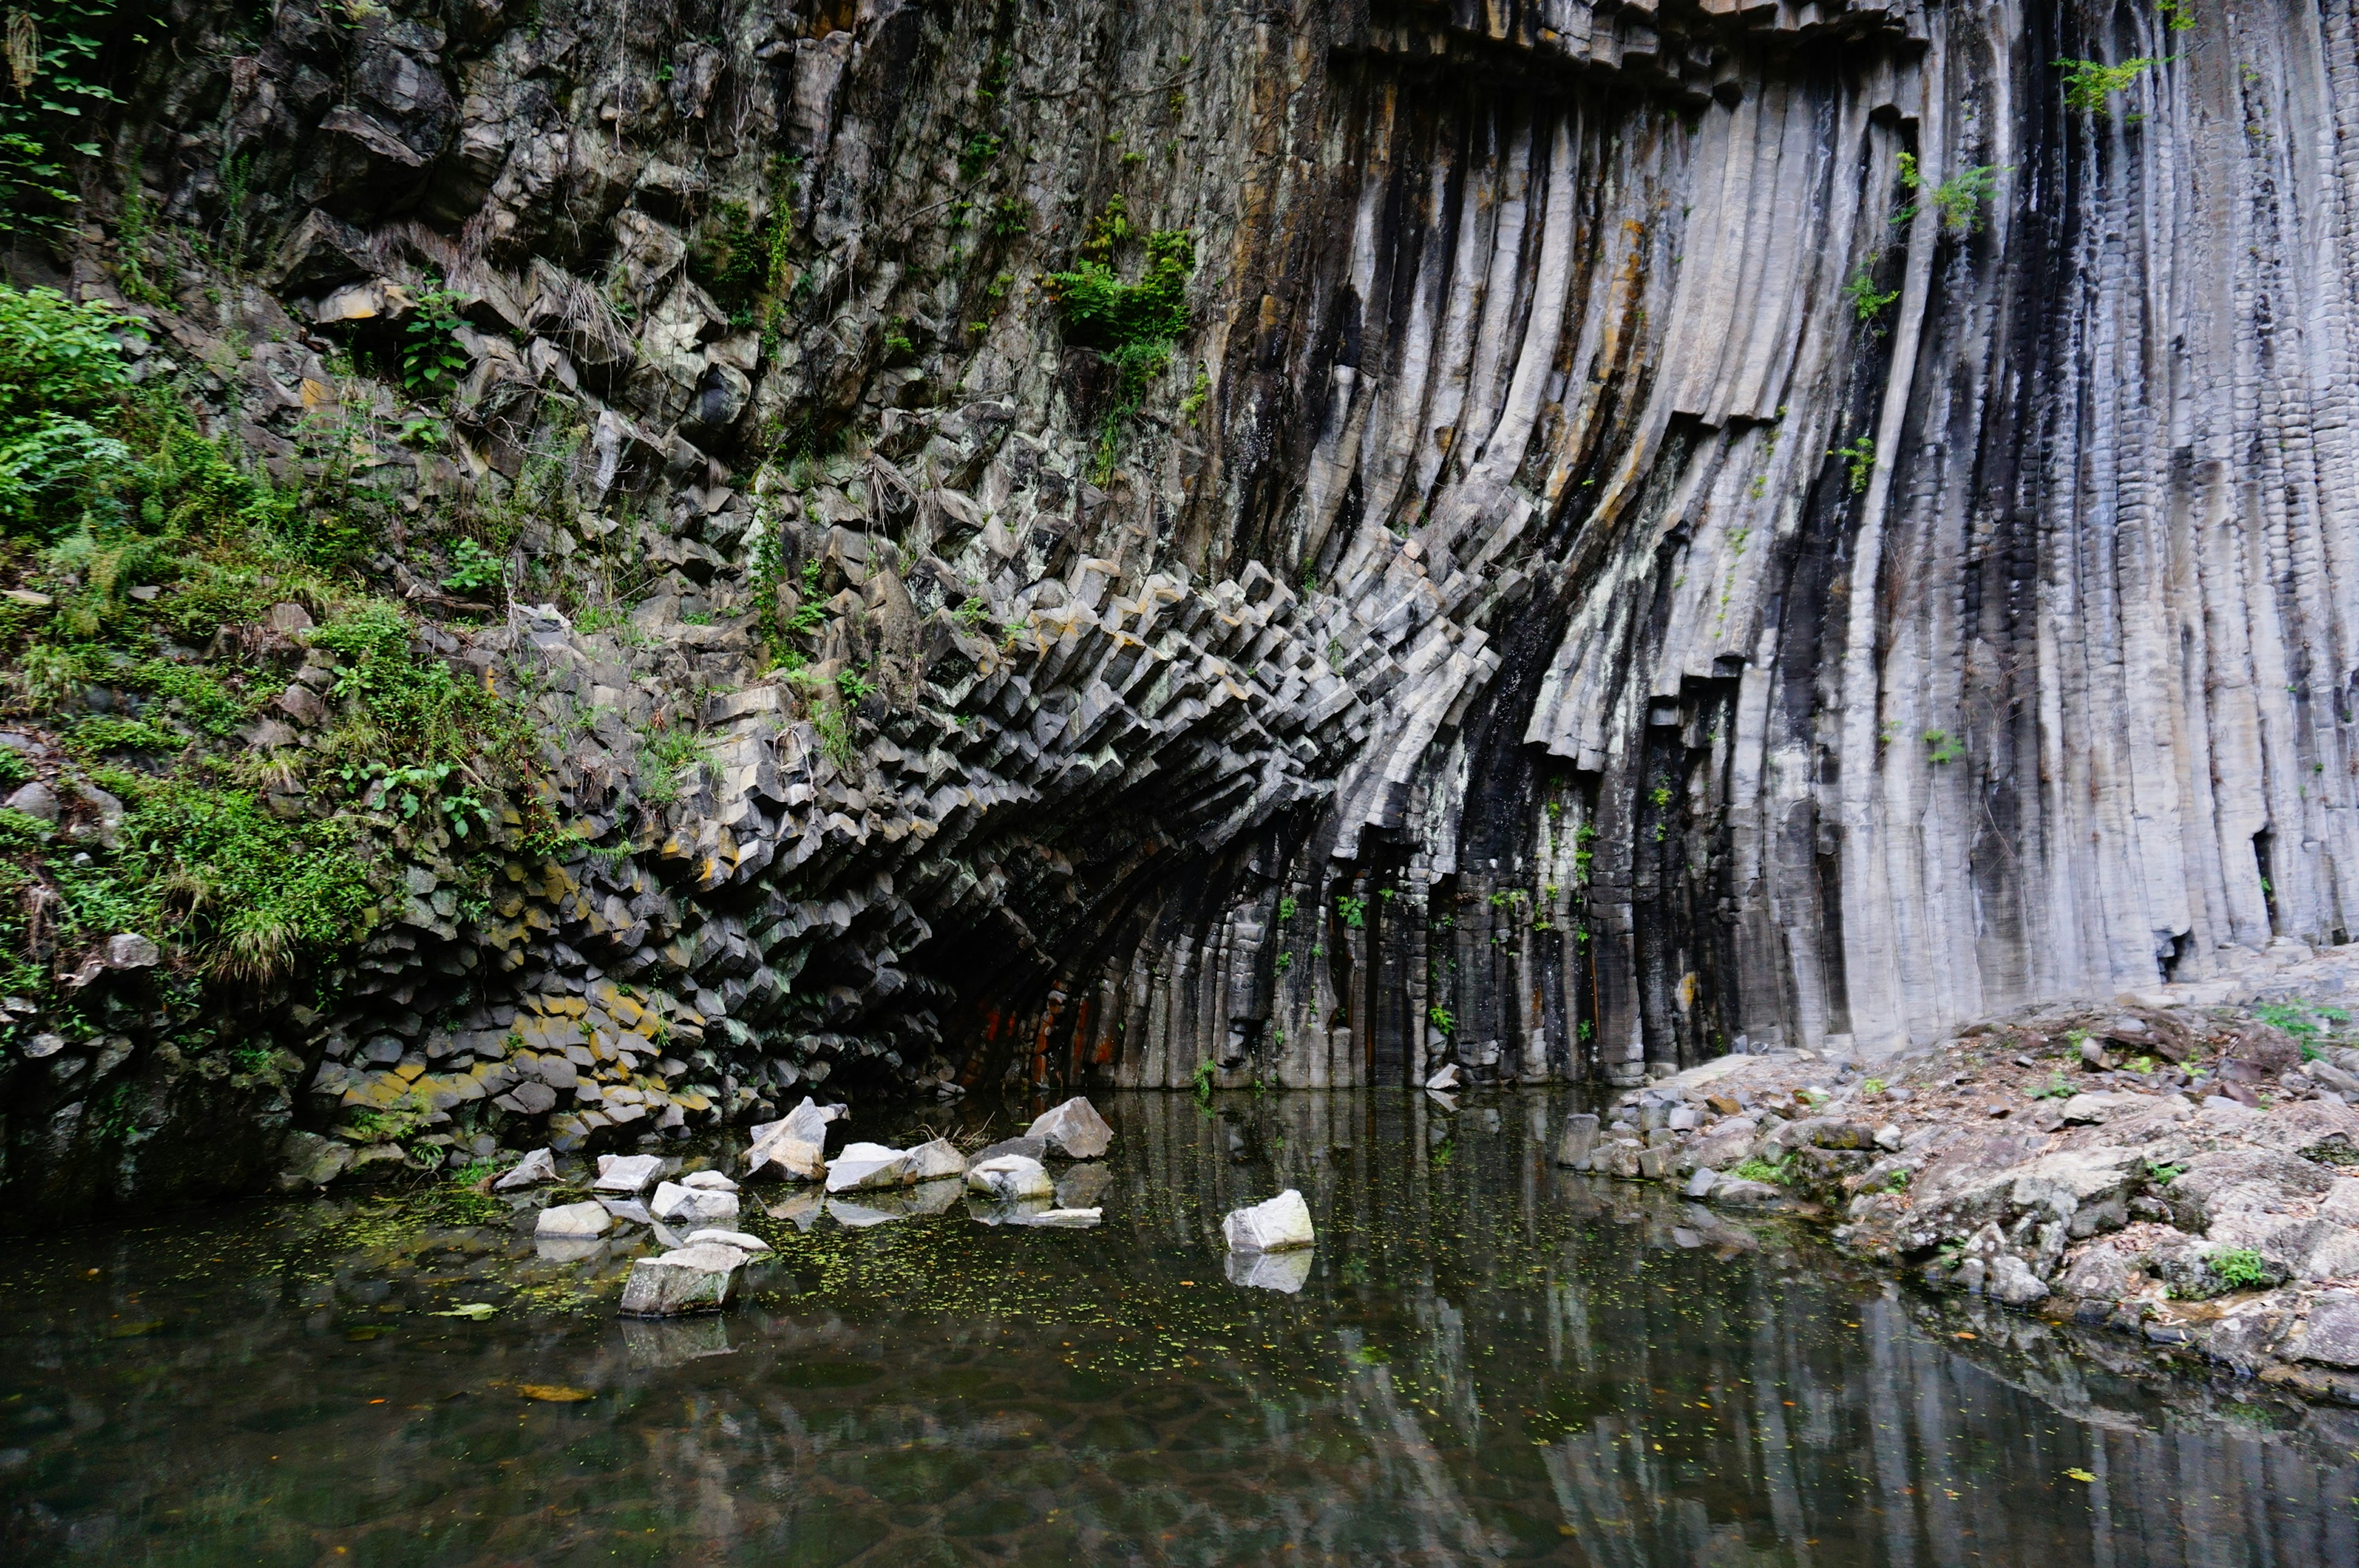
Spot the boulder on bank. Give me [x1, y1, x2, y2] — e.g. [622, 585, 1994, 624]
[1223, 1189, 1314, 1253]
[619, 1242, 746, 1316]
[1025, 1097, 1113, 1158]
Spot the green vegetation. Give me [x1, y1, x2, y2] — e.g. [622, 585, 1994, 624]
[1843, 264, 1900, 327]
[1831, 435, 1877, 494]
[1, 0, 133, 236]
[2204, 1248, 2274, 1290]
[1044, 197, 1198, 480]
[399, 281, 469, 400]
[1895, 152, 2003, 236]
[1730, 1155, 1793, 1185]
[0, 283, 560, 1034]
[1426, 1005, 1454, 1036]
[1336, 894, 1366, 929]
[2056, 56, 2164, 116]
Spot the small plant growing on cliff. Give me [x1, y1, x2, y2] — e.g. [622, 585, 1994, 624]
[1844, 265, 1900, 329]
[2028, 1071, 2075, 1099]
[1277, 894, 1297, 921]
[1427, 1005, 1454, 1036]
[1336, 895, 1366, 929]
[1895, 153, 2003, 236]
[1046, 197, 1197, 477]
[1191, 1059, 1216, 1101]
[401, 281, 471, 399]
[1831, 435, 1876, 494]
[1731, 1155, 1792, 1185]
[2057, 56, 2167, 117]
[440, 537, 503, 595]
[2145, 1158, 2185, 1185]
[1923, 729, 1964, 763]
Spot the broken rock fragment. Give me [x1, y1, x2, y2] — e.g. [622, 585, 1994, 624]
[619, 1242, 746, 1317]
[1025, 1096, 1113, 1159]
[1223, 1189, 1314, 1253]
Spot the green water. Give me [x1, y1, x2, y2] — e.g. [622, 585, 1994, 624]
[2, 1091, 2353, 1566]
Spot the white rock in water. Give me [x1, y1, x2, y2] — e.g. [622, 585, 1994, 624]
[684, 1228, 772, 1252]
[1226, 1247, 1313, 1293]
[1223, 1190, 1314, 1253]
[536, 1200, 613, 1238]
[495, 1147, 556, 1190]
[826, 1142, 913, 1193]
[595, 1153, 663, 1193]
[651, 1180, 740, 1224]
[1025, 1097, 1114, 1158]
[619, 1242, 746, 1317]
[1424, 1063, 1462, 1091]
[680, 1169, 738, 1192]
[966, 1153, 1055, 1201]
[746, 1097, 845, 1182]
[904, 1136, 966, 1182]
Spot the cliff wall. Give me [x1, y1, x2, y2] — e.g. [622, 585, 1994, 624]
[3, 0, 2355, 1214]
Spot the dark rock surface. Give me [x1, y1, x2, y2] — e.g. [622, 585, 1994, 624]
[6, 0, 2359, 1222]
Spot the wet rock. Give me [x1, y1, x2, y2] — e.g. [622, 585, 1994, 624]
[1223, 1189, 1315, 1253]
[679, 1169, 737, 1192]
[1706, 1179, 1786, 1209]
[536, 1201, 613, 1238]
[598, 1197, 653, 1225]
[2285, 1292, 2359, 1368]
[495, 1147, 555, 1189]
[904, 1136, 966, 1182]
[1025, 1096, 1113, 1158]
[1987, 1255, 2050, 1307]
[1554, 1113, 1599, 1169]
[276, 1130, 353, 1189]
[1425, 1063, 1462, 1091]
[650, 1180, 739, 1225]
[967, 1135, 1047, 1168]
[595, 1154, 663, 1194]
[1226, 1247, 1313, 1293]
[966, 1153, 1054, 1202]
[619, 1242, 746, 1317]
[1683, 1168, 1720, 1199]
[825, 1142, 913, 1193]
[684, 1227, 772, 1252]
[745, 1096, 843, 1182]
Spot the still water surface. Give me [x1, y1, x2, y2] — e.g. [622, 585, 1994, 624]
[2, 1091, 2355, 1566]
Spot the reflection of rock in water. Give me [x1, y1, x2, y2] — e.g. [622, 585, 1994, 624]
[620, 1314, 732, 1369]
[1226, 1248, 1312, 1293]
[534, 1236, 606, 1266]
[1053, 1162, 1111, 1209]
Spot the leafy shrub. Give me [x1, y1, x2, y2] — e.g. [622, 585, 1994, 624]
[2205, 1248, 2275, 1290]
[1729, 1155, 1793, 1185]
[2057, 56, 2163, 115]
[0, 286, 133, 533]
[400, 282, 471, 399]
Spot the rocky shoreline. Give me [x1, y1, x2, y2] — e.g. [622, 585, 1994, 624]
[1565, 943, 2359, 1404]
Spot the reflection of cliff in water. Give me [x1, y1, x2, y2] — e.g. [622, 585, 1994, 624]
[1, 1091, 2353, 1565]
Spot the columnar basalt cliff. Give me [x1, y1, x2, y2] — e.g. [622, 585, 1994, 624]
[3, 0, 2356, 1217]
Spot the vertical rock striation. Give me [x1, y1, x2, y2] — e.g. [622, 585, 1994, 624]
[9, 0, 2359, 1214]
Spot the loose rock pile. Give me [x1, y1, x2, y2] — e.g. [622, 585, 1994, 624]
[482, 1094, 1123, 1317]
[1559, 948, 2359, 1402]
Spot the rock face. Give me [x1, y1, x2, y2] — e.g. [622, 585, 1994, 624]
[12, 0, 2359, 1221]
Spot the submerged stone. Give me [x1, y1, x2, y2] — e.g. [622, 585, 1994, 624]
[966, 1153, 1054, 1202]
[536, 1200, 612, 1238]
